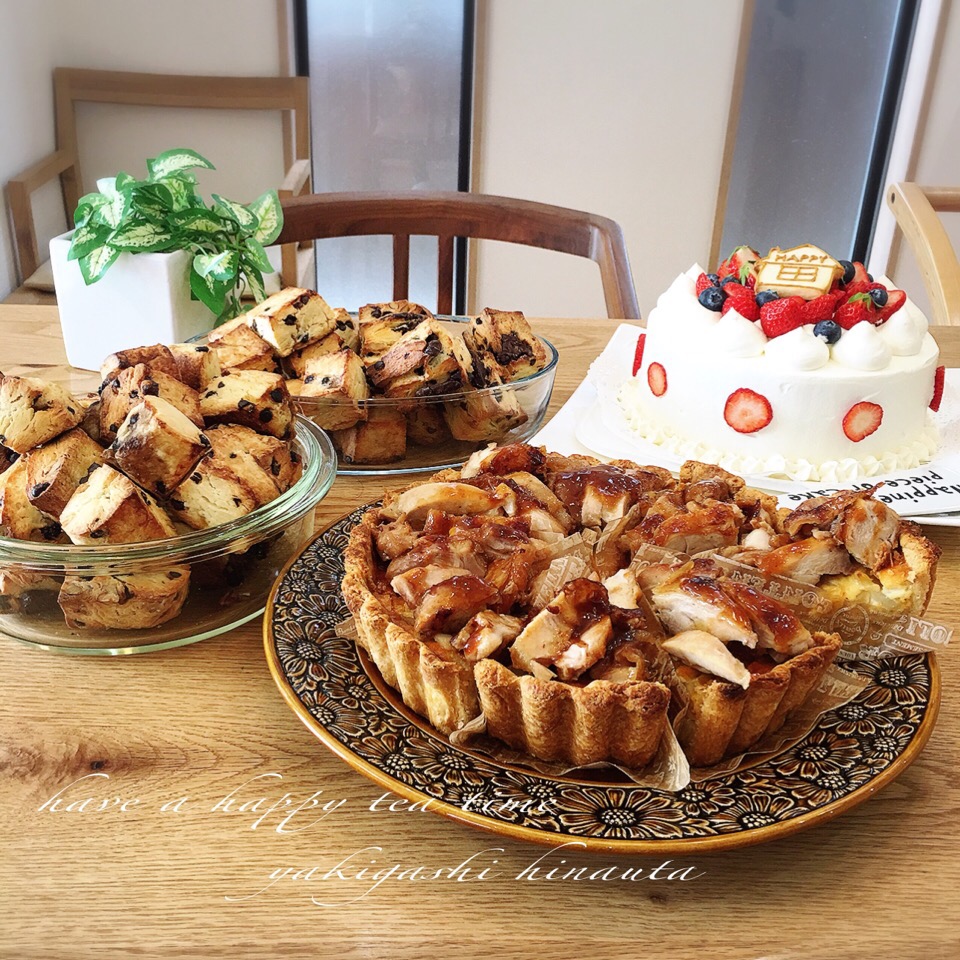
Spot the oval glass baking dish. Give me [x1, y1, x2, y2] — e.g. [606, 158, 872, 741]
[291, 322, 559, 475]
[0, 418, 337, 655]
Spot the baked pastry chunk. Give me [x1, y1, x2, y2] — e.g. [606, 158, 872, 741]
[60, 464, 176, 544]
[467, 308, 548, 381]
[100, 344, 179, 383]
[343, 444, 938, 770]
[99, 365, 203, 441]
[0, 458, 65, 541]
[58, 568, 190, 630]
[299, 349, 370, 430]
[0, 568, 62, 614]
[209, 323, 280, 373]
[249, 288, 337, 357]
[0, 376, 83, 453]
[167, 452, 277, 530]
[199, 370, 293, 439]
[286, 332, 349, 380]
[367, 320, 463, 399]
[24, 427, 104, 518]
[168, 342, 223, 389]
[205, 424, 300, 493]
[333, 407, 406, 465]
[105, 396, 211, 496]
[442, 372, 527, 441]
[358, 301, 435, 361]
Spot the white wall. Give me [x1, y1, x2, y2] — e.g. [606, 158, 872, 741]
[471, 0, 744, 318]
[0, 0, 282, 299]
[885, 0, 960, 318]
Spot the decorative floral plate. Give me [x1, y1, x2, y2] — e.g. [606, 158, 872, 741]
[264, 506, 942, 854]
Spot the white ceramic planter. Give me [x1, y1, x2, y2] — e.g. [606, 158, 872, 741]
[49, 232, 216, 371]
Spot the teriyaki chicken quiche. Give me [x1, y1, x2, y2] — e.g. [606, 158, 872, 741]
[342, 444, 938, 768]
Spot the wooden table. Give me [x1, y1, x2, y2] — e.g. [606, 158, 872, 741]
[1, 305, 958, 960]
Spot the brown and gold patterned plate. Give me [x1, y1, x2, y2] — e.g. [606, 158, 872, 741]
[263, 505, 942, 855]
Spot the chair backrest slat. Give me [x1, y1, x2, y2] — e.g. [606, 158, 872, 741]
[278, 191, 639, 319]
[888, 182, 960, 326]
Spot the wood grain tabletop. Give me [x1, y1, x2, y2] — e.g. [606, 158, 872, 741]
[0, 305, 957, 960]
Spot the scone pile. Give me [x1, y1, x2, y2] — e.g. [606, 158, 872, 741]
[343, 444, 939, 768]
[205, 288, 549, 464]
[0, 342, 299, 629]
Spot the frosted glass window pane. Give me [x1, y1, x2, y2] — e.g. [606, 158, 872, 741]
[306, 0, 465, 310]
[720, 0, 906, 261]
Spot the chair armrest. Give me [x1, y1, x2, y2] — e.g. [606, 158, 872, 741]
[888, 182, 960, 327]
[278, 158, 311, 198]
[5, 149, 75, 282]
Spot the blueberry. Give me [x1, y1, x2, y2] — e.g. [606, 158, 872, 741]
[813, 319, 842, 344]
[698, 286, 726, 311]
[870, 287, 888, 307]
[720, 275, 741, 287]
[755, 290, 779, 307]
[705, 272, 720, 286]
[839, 259, 855, 284]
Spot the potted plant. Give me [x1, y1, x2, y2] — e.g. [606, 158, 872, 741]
[49, 148, 283, 370]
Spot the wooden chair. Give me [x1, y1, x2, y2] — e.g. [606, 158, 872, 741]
[276, 191, 641, 319]
[5, 67, 312, 289]
[887, 182, 960, 326]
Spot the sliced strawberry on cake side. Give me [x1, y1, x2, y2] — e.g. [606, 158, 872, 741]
[647, 361, 667, 397]
[632, 333, 646, 376]
[930, 365, 945, 412]
[724, 388, 773, 434]
[842, 401, 883, 442]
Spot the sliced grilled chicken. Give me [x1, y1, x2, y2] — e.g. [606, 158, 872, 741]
[385, 537, 487, 579]
[602, 568, 642, 609]
[718, 580, 814, 656]
[451, 611, 524, 661]
[833, 497, 900, 571]
[461, 442, 546, 479]
[413, 575, 497, 637]
[374, 518, 420, 561]
[649, 500, 743, 554]
[755, 536, 855, 584]
[390, 565, 470, 606]
[661, 630, 752, 688]
[511, 578, 612, 680]
[381, 481, 505, 523]
[651, 572, 758, 647]
[782, 486, 879, 537]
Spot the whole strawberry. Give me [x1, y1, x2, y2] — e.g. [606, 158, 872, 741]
[721, 284, 761, 321]
[760, 296, 804, 337]
[799, 292, 840, 325]
[718, 245, 761, 285]
[835, 293, 875, 329]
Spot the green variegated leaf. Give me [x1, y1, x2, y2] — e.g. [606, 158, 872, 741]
[243, 261, 266, 303]
[79, 244, 120, 284]
[147, 148, 215, 181]
[242, 237, 274, 273]
[173, 209, 229, 235]
[67, 220, 110, 260]
[194, 250, 239, 281]
[72, 202, 99, 230]
[249, 190, 283, 244]
[212, 194, 257, 229]
[108, 220, 176, 252]
[77, 191, 109, 210]
[159, 175, 195, 212]
[189, 266, 230, 315]
[100, 188, 131, 229]
[114, 171, 137, 192]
